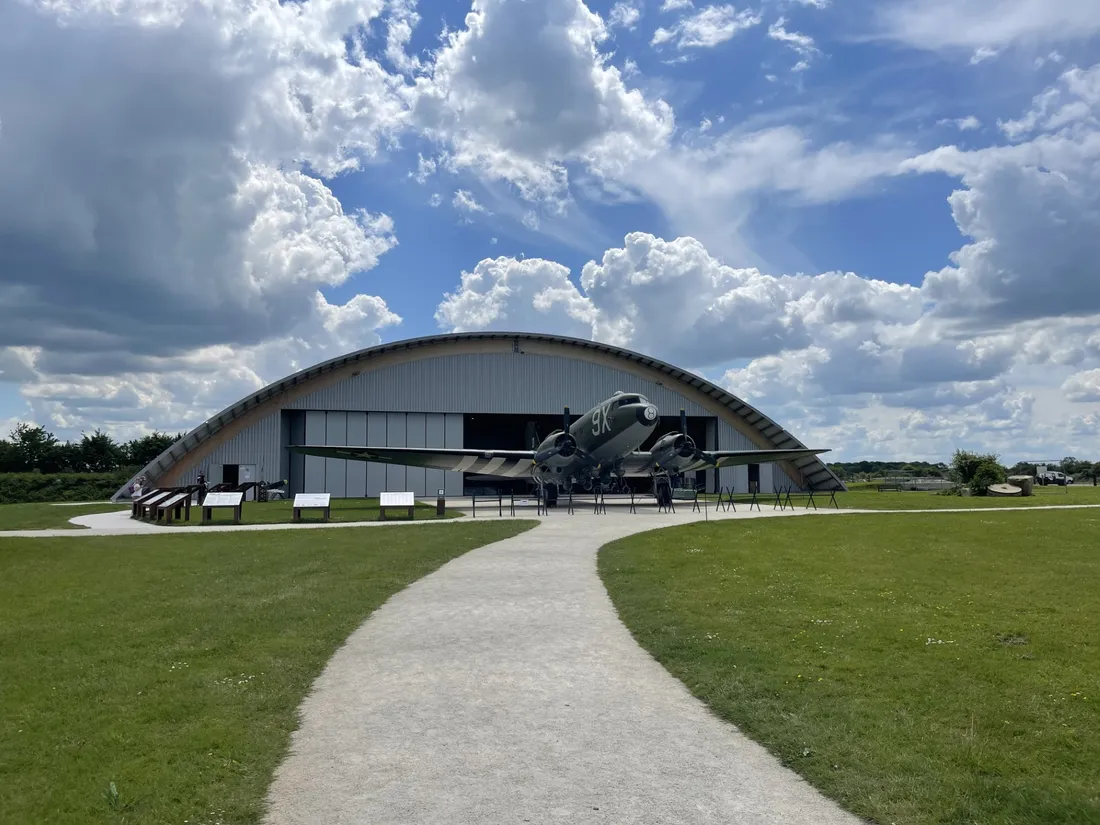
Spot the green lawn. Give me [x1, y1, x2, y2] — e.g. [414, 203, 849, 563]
[0, 521, 535, 824]
[599, 511, 1100, 825]
[833, 484, 1100, 510]
[703, 484, 1100, 511]
[160, 497, 463, 526]
[0, 502, 128, 531]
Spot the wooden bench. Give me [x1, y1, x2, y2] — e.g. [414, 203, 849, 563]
[138, 490, 175, 520]
[292, 493, 331, 522]
[154, 492, 192, 524]
[201, 491, 243, 525]
[379, 491, 415, 520]
[877, 484, 902, 492]
[132, 489, 165, 518]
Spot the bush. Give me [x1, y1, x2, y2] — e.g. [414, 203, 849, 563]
[969, 460, 1007, 497]
[0, 471, 135, 504]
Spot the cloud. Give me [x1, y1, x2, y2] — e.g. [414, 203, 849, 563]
[453, 189, 490, 214]
[997, 64, 1100, 139]
[873, 0, 1100, 53]
[938, 115, 982, 131]
[412, 0, 673, 203]
[0, 0, 407, 436]
[969, 46, 999, 64]
[906, 64, 1100, 325]
[767, 16, 819, 70]
[1062, 368, 1100, 402]
[660, 0, 695, 10]
[435, 257, 595, 337]
[652, 4, 762, 50]
[608, 1, 642, 30]
[436, 232, 922, 368]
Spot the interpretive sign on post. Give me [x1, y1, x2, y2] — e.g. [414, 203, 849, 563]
[379, 491, 415, 521]
[201, 491, 244, 525]
[293, 492, 331, 522]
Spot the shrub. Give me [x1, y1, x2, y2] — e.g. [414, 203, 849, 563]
[0, 471, 134, 504]
[969, 460, 1007, 497]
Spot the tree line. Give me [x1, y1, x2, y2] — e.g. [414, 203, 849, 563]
[830, 453, 1100, 491]
[0, 424, 181, 474]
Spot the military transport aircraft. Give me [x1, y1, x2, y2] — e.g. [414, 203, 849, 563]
[288, 391, 828, 501]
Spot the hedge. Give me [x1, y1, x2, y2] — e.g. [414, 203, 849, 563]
[0, 471, 135, 504]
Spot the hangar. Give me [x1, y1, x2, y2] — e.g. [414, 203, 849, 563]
[112, 332, 844, 500]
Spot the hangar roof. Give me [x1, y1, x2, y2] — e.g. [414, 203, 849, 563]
[112, 332, 844, 498]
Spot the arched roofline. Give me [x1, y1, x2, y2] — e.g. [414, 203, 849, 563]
[112, 332, 844, 499]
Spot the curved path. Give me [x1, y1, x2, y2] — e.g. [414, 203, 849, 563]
[263, 507, 861, 825]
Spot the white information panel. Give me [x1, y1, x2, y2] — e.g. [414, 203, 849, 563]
[203, 492, 243, 507]
[380, 491, 415, 507]
[158, 493, 188, 509]
[293, 493, 331, 508]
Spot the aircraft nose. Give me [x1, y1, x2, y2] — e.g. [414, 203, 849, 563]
[636, 404, 659, 427]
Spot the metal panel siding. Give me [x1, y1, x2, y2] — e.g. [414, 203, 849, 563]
[286, 352, 717, 416]
[304, 411, 326, 492]
[325, 412, 347, 498]
[346, 412, 367, 498]
[385, 412, 406, 492]
[405, 413, 427, 496]
[444, 413, 463, 497]
[424, 414, 446, 498]
[172, 411, 282, 486]
[760, 463, 774, 494]
[366, 413, 387, 496]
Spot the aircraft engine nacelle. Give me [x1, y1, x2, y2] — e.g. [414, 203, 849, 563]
[534, 430, 577, 468]
[651, 432, 697, 471]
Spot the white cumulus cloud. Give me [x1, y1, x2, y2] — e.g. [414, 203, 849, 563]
[652, 4, 762, 49]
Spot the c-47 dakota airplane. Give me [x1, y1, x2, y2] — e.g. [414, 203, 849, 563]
[289, 391, 828, 503]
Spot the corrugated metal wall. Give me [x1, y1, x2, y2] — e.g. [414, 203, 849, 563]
[286, 352, 721, 417]
[170, 350, 801, 495]
[288, 412, 464, 497]
[173, 411, 282, 486]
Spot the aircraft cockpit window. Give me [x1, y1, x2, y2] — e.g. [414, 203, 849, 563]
[616, 395, 641, 406]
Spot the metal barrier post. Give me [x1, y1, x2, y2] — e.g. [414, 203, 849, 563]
[749, 491, 760, 511]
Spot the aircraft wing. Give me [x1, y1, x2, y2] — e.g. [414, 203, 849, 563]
[694, 448, 830, 471]
[619, 448, 829, 475]
[287, 445, 537, 477]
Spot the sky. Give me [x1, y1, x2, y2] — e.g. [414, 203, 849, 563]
[1, 0, 1099, 463]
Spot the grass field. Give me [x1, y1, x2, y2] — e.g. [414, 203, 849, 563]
[159, 496, 464, 526]
[0, 502, 128, 530]
[702, 483, 1100, 511]
[599, 511, 1100, 825]
[0, 521, 535, 824]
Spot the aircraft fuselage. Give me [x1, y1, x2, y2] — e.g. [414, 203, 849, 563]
[533, 392, 659, 487]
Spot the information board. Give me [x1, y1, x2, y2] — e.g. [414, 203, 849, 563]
[293, 493, 331, 508]
[380, 491, 415, 507]
[203, 491, 243, 507]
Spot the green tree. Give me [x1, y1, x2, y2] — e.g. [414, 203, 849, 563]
[7, 424, 63, 473]
[969, 459, 1007, 496]
[76, 430, 124, 473]
[123, 431, 179, 469]
[1061, 456, 1080, 475]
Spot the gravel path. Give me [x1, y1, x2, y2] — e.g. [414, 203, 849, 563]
[262, 509, 861, 825]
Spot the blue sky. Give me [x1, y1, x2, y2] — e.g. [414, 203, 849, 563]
[1, 0, 1099, 462]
